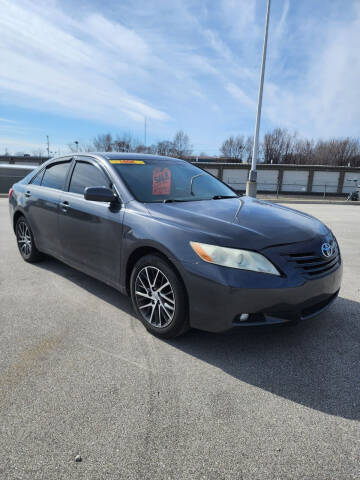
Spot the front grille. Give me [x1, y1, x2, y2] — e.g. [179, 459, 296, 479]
[284, 243, 341, 278]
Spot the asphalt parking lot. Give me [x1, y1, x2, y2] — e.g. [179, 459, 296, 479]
[0, 198, 359, 480]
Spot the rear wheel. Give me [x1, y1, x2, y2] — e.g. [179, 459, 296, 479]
[15, 216, 43, 262]
[130, 254, 189, 338]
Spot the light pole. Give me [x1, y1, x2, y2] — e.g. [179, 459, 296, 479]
[74, 141, 79, 152]
[246, 0, 271, 197]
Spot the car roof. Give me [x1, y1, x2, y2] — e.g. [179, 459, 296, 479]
[89, 152, 185, 163]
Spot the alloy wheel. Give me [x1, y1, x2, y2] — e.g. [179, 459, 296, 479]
[17, 221, 32, 257]
[135, 266, 176, 328]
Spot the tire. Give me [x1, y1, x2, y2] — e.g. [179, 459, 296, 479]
[130, 254, 189, 338]
[15, 216, 43, 263]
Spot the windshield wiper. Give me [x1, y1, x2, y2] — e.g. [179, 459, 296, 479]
[212, 195, 239, 200]
[190, 173, 204, 195]
[163, 198, 190, 203]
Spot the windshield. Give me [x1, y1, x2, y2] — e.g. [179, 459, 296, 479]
[112, 160, 237, 203]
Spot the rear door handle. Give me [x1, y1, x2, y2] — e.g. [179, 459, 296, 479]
[60, 201, 69, 212]
[25, 191, 31, 198]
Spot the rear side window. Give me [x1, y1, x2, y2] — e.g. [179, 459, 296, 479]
[69, 162, 109, 195]
[41, 162, 71, 190]
[30, 169, 44, 185]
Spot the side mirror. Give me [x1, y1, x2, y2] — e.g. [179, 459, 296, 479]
[84, 186, 117, 203]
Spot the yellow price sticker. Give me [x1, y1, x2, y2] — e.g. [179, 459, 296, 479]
[109, 160, 145, 164]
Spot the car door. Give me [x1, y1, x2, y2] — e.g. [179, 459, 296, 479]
[58, 157, 124, 286]
[24, 159, 72, 256]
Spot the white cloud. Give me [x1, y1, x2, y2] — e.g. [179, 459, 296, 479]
[303, 6, 360, 137]
[84, 14, 150, 63]
[2, 0, 360, 153]
[0, 137, 50, 153]
[261, 3, 360, 138]
[220, 0, 259, 41]
[0, 118, 17, 123]
[270, 0, 290, 62]
[1, 0, 247, 134]
[224, 1, 360, 140]
[203, 29, 234, 63]
[275, 0, 290, 39]
[0, 0, 168, 125]
[226, 83, 256, 111]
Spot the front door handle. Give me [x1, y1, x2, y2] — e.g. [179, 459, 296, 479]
[60, 201, 69, 212]
[25, 191, 31, 198]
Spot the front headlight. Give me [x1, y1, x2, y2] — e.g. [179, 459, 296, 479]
[190, 241, 280, 276]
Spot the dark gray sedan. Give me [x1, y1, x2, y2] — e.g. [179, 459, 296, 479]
[8, 153, 342, 337]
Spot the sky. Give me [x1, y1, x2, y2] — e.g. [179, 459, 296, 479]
[1, 0, 360, 155]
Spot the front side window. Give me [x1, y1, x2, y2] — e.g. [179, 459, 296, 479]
[69, 162, 109, 195]
[41, 162, 71, 190]
[112, 160, 237, 203]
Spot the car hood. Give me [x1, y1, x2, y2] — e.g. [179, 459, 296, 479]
[145, 196, 329, 250]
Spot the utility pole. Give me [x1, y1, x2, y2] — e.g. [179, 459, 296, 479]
[246, 0, 271, 198]
[46, 135, 50, 157]
[74, 141, 79, 152]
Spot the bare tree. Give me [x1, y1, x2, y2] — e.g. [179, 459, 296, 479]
[220, 135, 245, 161]
[133, 144, 157, 154]
[172, 130, 193, 158]
[93, 134, 113, 152]
[146, 144, 158, 154]
[113, 133, 139, 152]
[67, 143, 77, 153]
[113, 139, 131, 152]
[244, 136, 253, 163]
[156, 140, 174, 157]
[68, 129, 360, 166]
[67, 142, 94, 153]
[262, 128, 295, 164]
[289, 139, 315, 165]
[313, 138, 359, 166]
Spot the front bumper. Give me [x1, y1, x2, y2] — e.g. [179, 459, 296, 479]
[176, 259, 343, 332]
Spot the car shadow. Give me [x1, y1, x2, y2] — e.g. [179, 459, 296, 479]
[166, 296, 360, 421]
[35, 257, 359, 421]
[34, 256, 134, 316]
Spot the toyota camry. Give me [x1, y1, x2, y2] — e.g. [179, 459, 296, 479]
[9, 153, 342, 337]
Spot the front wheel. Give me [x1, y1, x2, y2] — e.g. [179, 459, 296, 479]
[15, 216, 43, 262]
[130, 254, 189, 338]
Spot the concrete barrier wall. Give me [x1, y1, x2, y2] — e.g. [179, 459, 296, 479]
[0, 155, 46, 166]
[192, 162, 360, 195]
[257, 170, 279, 191]
[282, 170, 308, 192]
[0, 165, 35, 194]
[222, 168, 248, 190]
[343, 172, 360, 193]
[312, 171, 339, 193]
[203, 167, 219, 177]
